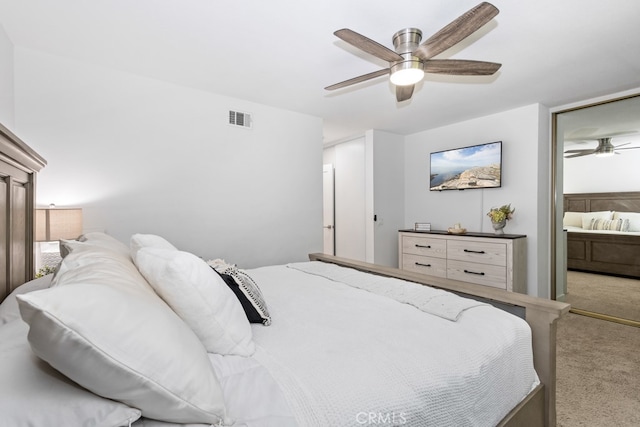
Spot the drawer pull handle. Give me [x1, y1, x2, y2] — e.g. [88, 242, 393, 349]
[415, 262, 431, 268]
[463, 249, 486, 254]
[415, 244, 431, 249]
[464, 269, 485, 276]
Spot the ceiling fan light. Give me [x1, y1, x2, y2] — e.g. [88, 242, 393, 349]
[594, 150, 615, 158]
[390, 60, 424, 86]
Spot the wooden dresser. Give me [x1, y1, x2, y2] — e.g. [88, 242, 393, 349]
[398, 230, 527, 293]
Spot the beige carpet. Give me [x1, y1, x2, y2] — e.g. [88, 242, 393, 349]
[564, 271, 640, 322]
[556, 313, 640, 426]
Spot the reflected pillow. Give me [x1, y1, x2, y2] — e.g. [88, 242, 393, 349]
[581, 211, 612, 229]
[612, 211, 640, 232]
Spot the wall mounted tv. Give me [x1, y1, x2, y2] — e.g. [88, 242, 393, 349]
[430, 141, 502, 191]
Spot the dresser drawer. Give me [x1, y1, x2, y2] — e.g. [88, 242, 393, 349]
[447, 260, 506, 289]
[447, 240, 507, 266]
[401, 254, 447, 278]
[402, 235, 447, 258]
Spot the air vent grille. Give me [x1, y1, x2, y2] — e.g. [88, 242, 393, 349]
[228, 110, 252, 129]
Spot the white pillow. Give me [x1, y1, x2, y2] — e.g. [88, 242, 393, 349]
[135, 248, 255, 357]
[17, 284, 231, 425]
[0, 319, 142, 427]
[78, 232, 131, 258]
[52, 240, 154, 295]
[0, 275, 52, 325]
[130, 234, 178, 263]
[563, 212, 583, 228]
[613, 211, 640, 232]
[581, 211, 613, 229]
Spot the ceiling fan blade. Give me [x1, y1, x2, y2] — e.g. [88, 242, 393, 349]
[325, 68, 390, 91]
[424, 59, 501, 75]
[414, 2, 499, 61]
[396, 85, 414, 102]
[334, 29, 403, 63]
[564, 150, 596, 158]
[613, 142, 631, 148]
[615, 146, 640, 151]
[564, 148, 596, 154]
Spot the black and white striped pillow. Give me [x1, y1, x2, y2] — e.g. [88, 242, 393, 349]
[208, 260, 271, 326]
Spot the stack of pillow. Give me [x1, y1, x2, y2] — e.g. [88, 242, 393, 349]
[562, 210, 639, 232]
[3, 231, 271, 426]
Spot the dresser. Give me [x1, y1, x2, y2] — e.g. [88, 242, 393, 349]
[398, 230, 527, 293]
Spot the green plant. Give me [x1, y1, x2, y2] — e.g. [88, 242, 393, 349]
[35, 265, 57, 278]
[487, 204, 515, 223]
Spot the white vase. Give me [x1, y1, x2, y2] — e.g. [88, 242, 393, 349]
[492, 220, 506, 235]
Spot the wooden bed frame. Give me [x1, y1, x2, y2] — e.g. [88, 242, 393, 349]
[564, 191, 640, 278]
[310, 253, 570, 427]
[0, 123, 46, 302]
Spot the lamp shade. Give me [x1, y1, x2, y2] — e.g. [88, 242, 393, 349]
[35, 208, 83, 241]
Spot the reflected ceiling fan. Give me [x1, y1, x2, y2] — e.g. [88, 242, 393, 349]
[325, 2, 502, 102]
[564, 137, 640, 158]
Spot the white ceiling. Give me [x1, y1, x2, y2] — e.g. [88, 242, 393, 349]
[1, 0, 640, 143]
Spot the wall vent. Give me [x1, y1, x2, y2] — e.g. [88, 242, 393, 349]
[228, 110, 252, 129]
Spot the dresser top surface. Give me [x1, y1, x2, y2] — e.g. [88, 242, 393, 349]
[399, 229, 526, 240]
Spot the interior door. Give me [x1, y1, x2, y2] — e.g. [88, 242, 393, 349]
[322, 164, 335, 255]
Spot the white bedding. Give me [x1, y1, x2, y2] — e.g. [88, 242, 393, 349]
[247, 262, 539, 427]
[564, 225, 640, 236]
[0, 260, 539, 427]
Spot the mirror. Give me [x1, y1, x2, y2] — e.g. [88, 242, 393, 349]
[552, 93, 640, 326]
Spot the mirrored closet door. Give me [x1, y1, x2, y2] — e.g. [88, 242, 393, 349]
[552, 94, 640, 326]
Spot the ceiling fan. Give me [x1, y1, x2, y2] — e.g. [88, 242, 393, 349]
[325, 2, 502, 102]
[564, 137, 640, 158]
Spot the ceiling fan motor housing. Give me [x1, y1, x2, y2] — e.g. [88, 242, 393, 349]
[390, 28, 424, 85]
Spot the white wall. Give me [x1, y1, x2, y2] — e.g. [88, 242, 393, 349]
[564, 150, 640, 193]
[14, 48, 323, 268]
[0, 24, 14, 127]
[404, 104, 550, 297]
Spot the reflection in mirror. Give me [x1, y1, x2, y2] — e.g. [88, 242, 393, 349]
[554, 94, 640, 326]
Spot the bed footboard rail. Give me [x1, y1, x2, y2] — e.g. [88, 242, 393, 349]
[309, 253, 570, 427]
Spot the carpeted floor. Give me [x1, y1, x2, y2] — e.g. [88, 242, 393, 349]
[556, 313, 640, 426]
[564, 271, 640, 322]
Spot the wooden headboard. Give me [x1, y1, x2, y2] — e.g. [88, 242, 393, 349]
[564, 191, 640, 213]
[0, 123, 46, 302]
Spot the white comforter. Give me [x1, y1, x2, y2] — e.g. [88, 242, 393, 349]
[247, 262, 539, 427]
[1, 262, 538, 427]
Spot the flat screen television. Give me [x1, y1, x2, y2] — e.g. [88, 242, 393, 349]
[430, 141, 502, 191]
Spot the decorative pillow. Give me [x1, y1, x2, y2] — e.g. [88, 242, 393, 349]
[130, 234, 178, 263]
[0, 275, 52, 325]
[612, 211, 640, 232]
[208, 261, 271, 326]
[562, 211, 583, 228]
[581, 211, 613, 229]
[0, 319, 142, 427]
[135, 248, 255, 356]
[588, 218, 630, 231]
[17, 284, 230, 425]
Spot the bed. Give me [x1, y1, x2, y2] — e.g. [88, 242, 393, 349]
[563, 192, 640, 278]
[0, 127, 569, 427]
